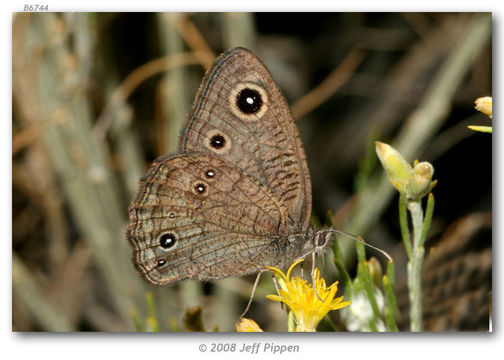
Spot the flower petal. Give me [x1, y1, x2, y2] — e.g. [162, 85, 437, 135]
[236, 318, 263, 332]
[266, 260, 351, 332]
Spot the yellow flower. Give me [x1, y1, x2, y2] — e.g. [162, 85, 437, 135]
[266, 259, 351, 332]
[236, 318, 264, 332]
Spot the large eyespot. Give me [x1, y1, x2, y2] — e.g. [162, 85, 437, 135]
[210, 134, 225, 149]
[236, 88, 263, 114]
[159, 233, 176, 249]
[229, 82, 268, 121]
[205, 129, 231, 154]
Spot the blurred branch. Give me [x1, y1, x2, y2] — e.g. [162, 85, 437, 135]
[342, 13, 492, 260]
[395, 13, 492, 159]
[400, 13, 436, 42]
[322, 14, 471, 170]
[423, 114, 481, 161]
[158, 13, 190, 153]
[82, 297, 129, 332]
[108, 102, 146, 198]
[13, 254, 75, 331]
[174, 13, 216, 69]
[13, 13, 149, 328]
[93, 51, 206, 140]
[221, 12, 256, 50]
[12, 122, 42, 155]
[46, 241, 93, 320]
[98, 47, 146, 199]
[12, 150, 70, 269]
[291, 48, 366, 120]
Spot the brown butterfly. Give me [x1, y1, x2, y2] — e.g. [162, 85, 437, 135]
[127, 47, 333, 286]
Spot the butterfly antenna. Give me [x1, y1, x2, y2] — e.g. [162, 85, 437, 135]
[331, 229, 394, 263]
[239, 270, 266, 320]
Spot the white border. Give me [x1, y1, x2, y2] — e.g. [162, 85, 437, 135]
[3, 1, 502, 359]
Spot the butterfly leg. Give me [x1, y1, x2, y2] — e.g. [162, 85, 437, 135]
[239, 269, 268, 320]
[270, 274, 285, 311]
[311, 251, 324, 302]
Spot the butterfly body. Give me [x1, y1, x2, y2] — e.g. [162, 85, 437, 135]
[127, 47, 329, 286]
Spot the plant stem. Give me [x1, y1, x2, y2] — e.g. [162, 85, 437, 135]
[288, 311, 296, 332]
[407, 200, 425, 331]
[361, 261, 381, 327]
[130, 310, 144, 332]
[322, 315, 338, 331]
[169, 318, 180, 332]
[399, 193, 413, 259]
[383, 276, 399, 332]
[421, 194, 435, 249]
[383, 262, 399, 332]
[353, 261, 378, 332]
[145, 291, 159, 332]
[327, 211, 352, 286]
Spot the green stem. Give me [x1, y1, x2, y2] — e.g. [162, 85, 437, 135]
[322, 315, 338, 332]
[169, 318, 180, 332]
[383, 262, 399, 331]
[328, 212, 352, 286]
[288, 311, 296, 332]
[420, 193, 435, 249]
[407, 200, 425, 331]
[399, 192, 413, 259]
[145, 291, 159, 332]
[357, 262, 378, 332]
[146, 317, 159, 332]
[385, 262, 399, 318]
[383, 276, 399, 332]
[356, 241, 367, 263]
[130, 310, 144, 332]
[362, 262, 381, 329]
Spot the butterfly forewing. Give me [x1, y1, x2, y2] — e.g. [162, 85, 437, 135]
[179, 47, 312, 231]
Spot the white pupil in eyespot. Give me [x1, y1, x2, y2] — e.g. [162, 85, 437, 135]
[246, 97, 254, 104]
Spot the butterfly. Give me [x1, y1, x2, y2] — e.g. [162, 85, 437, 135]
[127, 47, 333, 287]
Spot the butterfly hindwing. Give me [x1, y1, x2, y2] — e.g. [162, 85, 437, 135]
[127, 153, 292, 285]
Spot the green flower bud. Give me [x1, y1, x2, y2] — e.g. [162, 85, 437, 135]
[405, 161, 434, 199]
[375, 142, 411, 193]
[367, 257, 383, 288]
